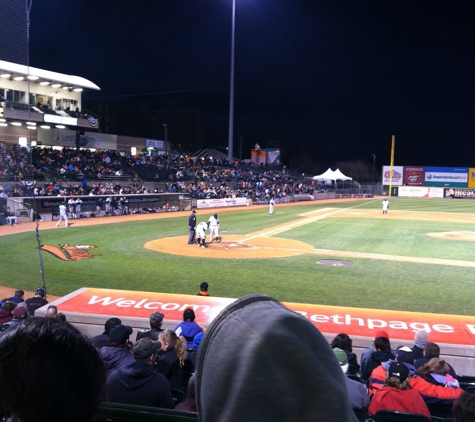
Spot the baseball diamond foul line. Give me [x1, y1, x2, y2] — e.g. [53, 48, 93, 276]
[258, 245, 475, 268]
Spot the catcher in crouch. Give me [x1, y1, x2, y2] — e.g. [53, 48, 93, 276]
[208, 213, 221, 243]
[196, 221, 209, 248]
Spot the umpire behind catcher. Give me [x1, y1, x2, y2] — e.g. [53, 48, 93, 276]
[188, 209, 197, 244]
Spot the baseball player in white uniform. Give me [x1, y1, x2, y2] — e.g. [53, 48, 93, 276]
[196, 221, 208, 248]
[56, 203, 68, 228]
[68, 198, 76, 218]
[269, 198, 275, 215]
[75, 198, 82, 218]
[208, 213, 220, 243]
[382, 198, 389, 214]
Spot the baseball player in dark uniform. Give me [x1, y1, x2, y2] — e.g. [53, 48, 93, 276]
[188, 209, 197, 244]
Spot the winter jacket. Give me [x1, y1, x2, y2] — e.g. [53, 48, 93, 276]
[368, 386, 430, 418]
[101, 346, 135, 374]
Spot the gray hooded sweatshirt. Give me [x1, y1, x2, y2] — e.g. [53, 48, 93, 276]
[196, 294, 359, 422]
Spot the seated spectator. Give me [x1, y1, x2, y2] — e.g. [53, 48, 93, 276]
[361, 336, 395, 382]
[411, 357, 463, 414]
[100, 324, 135, 374]
[106, 338, 174, 409]
[0, 301, 16, 325]
[0, 317, 106, 422]
[333, 347, 369, 410]
[369, 346, 417, 396]
[0, 305, 28, 332]
[412, 329, 429, 360]
[331, 333, 360, 373]
[91, 317, 122, 350]
[4, 207, 17, 225]
[53, 312, 67, 323]
[195, 294, 356, 422]
[25, 288, 48, 316]
[184, 331, 204, 375]
[452, 391, 475, 422]
[156, 330, 187, 397]
[174, 308, 205, 349]
[415, 342, 457, 378]
[175, 373, 197, 413]
[6, 289, 24, 304]
[368, 362, 430, 418]
[136, 311, 165, 342]
[45, 305, 58, 318]
[360, 330, 395, 373]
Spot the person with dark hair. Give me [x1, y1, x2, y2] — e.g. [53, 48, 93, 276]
[197, 282, 209, 297]
[331, 333, 359, 372]
[91, 317, 122, 350]
[106, 338, 174, 409]
[0, 317, 106, 422]
[53, 312, 67, 323]
[361, 336, 395, 382]
[174, 308, 205, 349]
[6, 289, 24, 304]
[368, 362, 430, 417]
[453, 391, 475, 422]
[4, 207, 17, 225]
[414, 342, 457, 378]
[195, 294, 357, 422]
[0, 301, 16, 325]
[24, 288, 48, 316]
[360, 330, 396, 372]
[100, 324, 135, 374]
[136, 312, 165, 341]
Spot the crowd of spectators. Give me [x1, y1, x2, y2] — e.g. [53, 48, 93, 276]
[0, 290, 474, 421]
[1, 143, 323, 202]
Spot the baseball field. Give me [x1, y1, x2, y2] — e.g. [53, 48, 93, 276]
[2, 197, 475, 316]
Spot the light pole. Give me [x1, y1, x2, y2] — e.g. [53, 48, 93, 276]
[227, 0, 236, 165]
[372, 154, 376, 183]
[164, 124, 168, 155]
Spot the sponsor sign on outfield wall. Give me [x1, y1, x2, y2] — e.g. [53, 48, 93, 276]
[403, 166, 424, 186]
[55, 288, 475, 345]
[197, 197, 248, 208]
[398, 187, 444, 198]
[382, 166, 403, 186]
[444, 188, 475, 199]
[425, 167, 468, 187]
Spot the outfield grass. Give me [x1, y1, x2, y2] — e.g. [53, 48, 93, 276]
[2, 197, 475, 316]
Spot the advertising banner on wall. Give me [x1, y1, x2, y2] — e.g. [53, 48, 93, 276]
[424, 167, 468, 187]
[444, 188, 475, 199]
[468, 168, 475, 188]
[37, 129, 117, 150]
[382, 166, 403, 186]
[398, 187, 444, 198]
[403, 166, 424, 186]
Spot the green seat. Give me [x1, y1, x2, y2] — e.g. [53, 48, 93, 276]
[95, 402, 199, 422]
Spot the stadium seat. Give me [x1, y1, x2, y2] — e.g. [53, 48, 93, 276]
[371, 410, 431, 422]
[95, 402, 199, 422]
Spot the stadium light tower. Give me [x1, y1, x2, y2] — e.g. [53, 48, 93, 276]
[227, 0, 236, 164]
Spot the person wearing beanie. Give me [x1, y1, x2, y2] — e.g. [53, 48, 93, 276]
[100, 324, 134, 374]
[136, 312, 165, 342]
[368, 362, 430, 418]
[106, 338, 174, 409]
[333, 348, 369, 410]
[196, 294, 358, 422]
[412, 329, 429, 360]
[173, 308, 205, 349]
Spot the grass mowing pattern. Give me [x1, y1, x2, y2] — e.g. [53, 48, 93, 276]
[1, 197, 475, 315]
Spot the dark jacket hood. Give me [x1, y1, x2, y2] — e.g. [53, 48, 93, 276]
[110, 360, 157, 390]
[196, 294, 358, 422]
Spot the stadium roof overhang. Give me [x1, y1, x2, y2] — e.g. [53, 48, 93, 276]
[0, 60, 100, 91]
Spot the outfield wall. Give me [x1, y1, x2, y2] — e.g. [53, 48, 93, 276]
[40, 288, 475, 376]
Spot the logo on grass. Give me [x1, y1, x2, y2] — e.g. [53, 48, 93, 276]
[40, 244, 101, 261]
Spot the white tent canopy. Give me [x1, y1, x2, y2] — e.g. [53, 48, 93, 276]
[312, 168, 352, 182]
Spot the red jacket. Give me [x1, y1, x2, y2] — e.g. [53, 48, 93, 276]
[411, 376, 463, 402]
[368, 386, 430, 418]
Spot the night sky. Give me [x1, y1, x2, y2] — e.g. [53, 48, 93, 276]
[28, 0, 475, 168]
